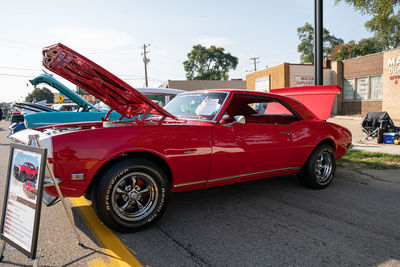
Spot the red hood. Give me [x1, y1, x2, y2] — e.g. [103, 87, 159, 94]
[42, 43, 174, 119]
[270, 85, 341, 120]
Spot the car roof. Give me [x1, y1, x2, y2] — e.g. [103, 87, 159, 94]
[136, 88, 185, 95]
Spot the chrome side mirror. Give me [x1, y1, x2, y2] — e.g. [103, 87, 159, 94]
[222, 115, 246, 127]
[234, 115, 246, 125]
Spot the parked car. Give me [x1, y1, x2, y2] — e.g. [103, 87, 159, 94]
[14, 162, 38, 182]
[16, 74, 183, 130]
[23, 181, 38, 199]
[11, 43, 352, 232]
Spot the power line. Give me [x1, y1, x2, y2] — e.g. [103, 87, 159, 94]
[0, 66, 41, 71]
[0, 73, 36, 78]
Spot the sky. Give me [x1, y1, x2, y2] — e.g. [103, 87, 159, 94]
[0, 0, 373, 103]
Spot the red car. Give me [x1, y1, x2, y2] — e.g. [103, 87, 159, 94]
[14, 162, 38, 182]
[12, 44, 351, 232]
[23, 181, 37, 199]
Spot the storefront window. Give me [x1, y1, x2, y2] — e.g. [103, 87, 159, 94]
[369, 75, 382, 100]
[356, 77, 369, 100]
[342, 79, 355, 100]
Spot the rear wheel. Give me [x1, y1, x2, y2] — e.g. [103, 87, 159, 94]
[298, 144, 336, 189]
[91, 158, 170, 232]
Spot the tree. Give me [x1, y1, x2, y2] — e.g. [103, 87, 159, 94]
[183, 45, 238, 80]
[25, 87, 54, 103]
[331, 37, 385, 60]
[337, 0, 400, 49]
[365, 12, 400, 49]
[297, 23, 344, 64]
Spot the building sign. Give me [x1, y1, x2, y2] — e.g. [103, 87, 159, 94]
[255, 76, 270, 92]
[294, 75, 314, 86]
[1, 143, 47, 259]
[387, 55, 400, 84]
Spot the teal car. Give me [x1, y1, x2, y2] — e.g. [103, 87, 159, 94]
[24, 74, 183, 129]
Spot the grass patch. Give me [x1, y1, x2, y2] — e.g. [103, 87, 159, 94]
[338, 149, 400, 170]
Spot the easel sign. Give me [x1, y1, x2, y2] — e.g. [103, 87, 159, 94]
[0, 143, 47, 259]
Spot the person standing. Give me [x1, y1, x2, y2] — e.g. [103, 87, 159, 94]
[0, 107, 3, 121]
[3, 106, 8, 121]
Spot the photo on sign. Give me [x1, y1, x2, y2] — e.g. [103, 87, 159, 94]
[0, 143, 47, 259]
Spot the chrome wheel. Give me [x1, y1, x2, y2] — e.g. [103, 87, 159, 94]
[111, 172, 158, 221]
[314, 151, 333, 184]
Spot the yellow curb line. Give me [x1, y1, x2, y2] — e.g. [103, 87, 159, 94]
[70, 197, 142, 267]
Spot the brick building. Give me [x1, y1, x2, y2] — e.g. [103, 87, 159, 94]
[246, 48, 400, 120]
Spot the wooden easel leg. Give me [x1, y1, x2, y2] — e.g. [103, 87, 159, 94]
[0, 240, 6, 261]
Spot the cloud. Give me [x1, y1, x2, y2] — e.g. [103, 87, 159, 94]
[48, 27, 138, 52]
[196, 36, 234, 47]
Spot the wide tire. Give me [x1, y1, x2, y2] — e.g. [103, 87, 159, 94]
[91, 158, 170, 232]
[298, 144, 336, 189]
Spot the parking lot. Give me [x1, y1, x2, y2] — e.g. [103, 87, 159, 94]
[0, 120, 399, 266]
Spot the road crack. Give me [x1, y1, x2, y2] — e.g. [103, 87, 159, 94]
[155, 224, 210, 266]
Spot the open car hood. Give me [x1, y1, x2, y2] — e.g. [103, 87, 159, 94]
[270, 85, 341, 120]
[14, 102, 58, 113]
[30, 73, 98, 112]
[42, 43, 174, 119]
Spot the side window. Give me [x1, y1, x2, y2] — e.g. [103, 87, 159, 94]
[223, 94, 300, 125]
[247, 99, 299, 125]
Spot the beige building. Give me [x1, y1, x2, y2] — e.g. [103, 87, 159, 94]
[246, 50, 400, 120]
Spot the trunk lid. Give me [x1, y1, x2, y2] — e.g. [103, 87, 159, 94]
[270, 85, 340, 120]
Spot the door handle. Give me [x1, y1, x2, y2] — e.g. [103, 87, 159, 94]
[279, 131, 291, 135]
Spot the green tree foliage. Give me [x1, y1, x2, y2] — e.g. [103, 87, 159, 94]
[183, 45, 238, 80]
[25, 87, 54, 103]
[365, 12, 400, 49]
[331, 37, 385, 60]
[297, 23, 344, 63]
[337, 0, 400, 49]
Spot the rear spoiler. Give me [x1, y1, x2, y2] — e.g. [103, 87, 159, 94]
[270, 85, 341, 120]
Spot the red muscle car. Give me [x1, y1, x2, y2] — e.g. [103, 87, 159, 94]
[23, 181, 37, 199]
[11, 44, 352, 232]
[14, 162, 38, 182]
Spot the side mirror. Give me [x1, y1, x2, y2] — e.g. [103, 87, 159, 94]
[222, 115, 246, 127]
[234, 115, 246, 125]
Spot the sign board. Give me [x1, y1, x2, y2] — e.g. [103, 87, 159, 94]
[57, 95, 64, 104]
[255, 76, 270, 92]
[342, 79, 355, 100]
[294, 75, 314, 86]
[356, 77, 368, 100]
[0, 143, 47, 259]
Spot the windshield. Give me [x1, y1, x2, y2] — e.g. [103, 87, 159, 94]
[164, 92, 227, 121]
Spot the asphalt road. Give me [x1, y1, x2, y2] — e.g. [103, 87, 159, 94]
[0, 120, 399, 266]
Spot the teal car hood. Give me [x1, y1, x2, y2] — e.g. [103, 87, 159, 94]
[30, 73, 98, 112]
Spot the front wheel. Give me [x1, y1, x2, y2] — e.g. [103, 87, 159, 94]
[91, 158, 170, 232]
[298, 144, 336, 189]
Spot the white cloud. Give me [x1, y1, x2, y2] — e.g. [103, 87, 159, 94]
[196, 36, 234, 47]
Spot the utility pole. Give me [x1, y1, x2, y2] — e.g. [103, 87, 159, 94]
[141, 44, 150, 87]
[249, 57, 260, 72]
[314, 0, 323, 85]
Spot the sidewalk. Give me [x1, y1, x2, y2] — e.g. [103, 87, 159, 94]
[328, 116, 400, 155]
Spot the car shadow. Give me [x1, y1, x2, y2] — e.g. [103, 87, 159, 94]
[116, 174, 400, 266]
[69, 173, 400, 266]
